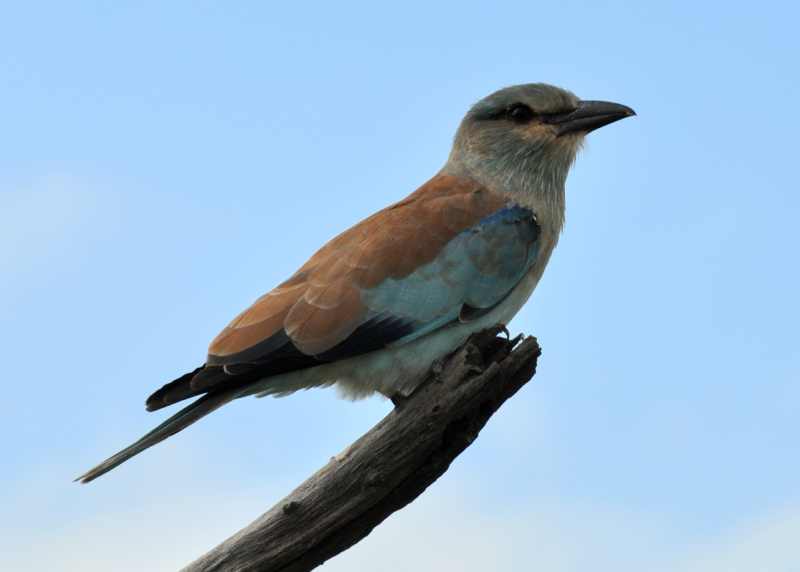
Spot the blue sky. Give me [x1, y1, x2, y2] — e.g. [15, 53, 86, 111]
[2, 1, 798, 570]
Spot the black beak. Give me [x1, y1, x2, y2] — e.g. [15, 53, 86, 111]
[548, 100, 636, 136]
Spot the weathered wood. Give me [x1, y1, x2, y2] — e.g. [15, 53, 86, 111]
[182, 328, 541, 572]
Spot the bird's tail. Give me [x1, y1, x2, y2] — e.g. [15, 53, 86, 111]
[75, 390, 237, 484]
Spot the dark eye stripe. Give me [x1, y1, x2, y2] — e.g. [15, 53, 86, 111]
[507, 103, 535, 123]
[474, 102, 566, 123]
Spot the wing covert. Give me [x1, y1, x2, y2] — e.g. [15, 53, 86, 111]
[147, 174, 540, 410]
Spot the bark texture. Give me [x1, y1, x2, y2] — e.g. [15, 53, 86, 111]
[183, 328, 541, 572]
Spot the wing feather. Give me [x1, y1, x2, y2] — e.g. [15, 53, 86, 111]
[147, 174, 538, 409]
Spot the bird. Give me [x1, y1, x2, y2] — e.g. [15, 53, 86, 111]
[77, 83, 634, 483]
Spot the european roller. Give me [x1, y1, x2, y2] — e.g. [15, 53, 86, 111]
[78, 83, 634, 483]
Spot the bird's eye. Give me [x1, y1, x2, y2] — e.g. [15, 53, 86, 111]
[507, 103, 535, 124]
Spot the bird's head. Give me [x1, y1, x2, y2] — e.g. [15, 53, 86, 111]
[446, 83, 635, 218]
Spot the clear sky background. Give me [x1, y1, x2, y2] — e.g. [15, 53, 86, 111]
[2, 2, 798, 570]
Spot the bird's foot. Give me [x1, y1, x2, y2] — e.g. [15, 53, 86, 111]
[496, 324, 523, 348]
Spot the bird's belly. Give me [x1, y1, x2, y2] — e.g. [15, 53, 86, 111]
[248, 260, 547, 401]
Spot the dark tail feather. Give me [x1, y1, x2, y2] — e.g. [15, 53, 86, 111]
[145, 365, 205, 412]
[75, 390, 237, 484]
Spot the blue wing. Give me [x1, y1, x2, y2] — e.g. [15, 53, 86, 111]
[358, 204, 541, 348]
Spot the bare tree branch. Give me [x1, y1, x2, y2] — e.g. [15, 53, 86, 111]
[182, 327, 541, 572]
